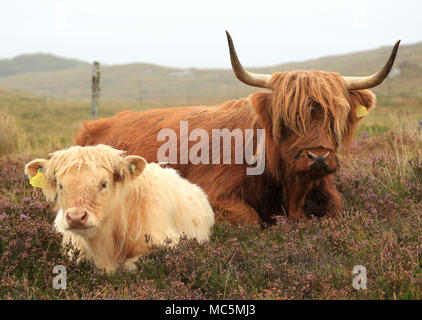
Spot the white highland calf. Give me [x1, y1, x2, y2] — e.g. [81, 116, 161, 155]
[25, 144, 215, 272]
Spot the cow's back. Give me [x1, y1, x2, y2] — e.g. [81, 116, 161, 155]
[74, 97, 281, 223]
[74, 103, 253, 195]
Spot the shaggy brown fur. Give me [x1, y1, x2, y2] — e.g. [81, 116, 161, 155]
[75, 70, 375, 225]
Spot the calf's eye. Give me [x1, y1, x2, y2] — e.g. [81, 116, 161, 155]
[100, 182, 109, 190]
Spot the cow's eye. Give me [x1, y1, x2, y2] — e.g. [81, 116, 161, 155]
[281, 125, 294, 139]
[311, 103, 323, 119]
[58, 184, 63, 190]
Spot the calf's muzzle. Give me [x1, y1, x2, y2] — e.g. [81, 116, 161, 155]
[65, 207, 89, 229]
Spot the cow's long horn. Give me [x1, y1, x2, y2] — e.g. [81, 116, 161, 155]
[343, 40, 401, 90]
[226, 31, 272, 89]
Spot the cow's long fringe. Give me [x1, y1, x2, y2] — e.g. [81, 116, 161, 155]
[270, 71, 351, 146]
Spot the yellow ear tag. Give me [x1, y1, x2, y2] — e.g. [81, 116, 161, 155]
[356, 105, 369, 118]
[129, 165, 136, 173]
[30, 168, 46, 188]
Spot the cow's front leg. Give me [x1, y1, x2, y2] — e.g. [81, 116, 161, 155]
[320, 175, 343, 218]
[305, 175, 343, 217]
[285, 177, 312, 220]
[213, 197, 261, 226]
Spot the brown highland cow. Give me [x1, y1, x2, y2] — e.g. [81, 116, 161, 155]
[75, 32, 400, 225]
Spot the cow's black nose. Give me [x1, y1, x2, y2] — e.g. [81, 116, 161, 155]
[307, 152, 330, 171]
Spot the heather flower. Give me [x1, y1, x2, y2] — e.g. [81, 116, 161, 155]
[0, 132, 421, 299]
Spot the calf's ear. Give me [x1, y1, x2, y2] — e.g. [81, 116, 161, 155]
[126, 155, 147, 177]
[24, 159, 48, 179]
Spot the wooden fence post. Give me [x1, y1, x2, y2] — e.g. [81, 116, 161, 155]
[92, 61, 100, 120]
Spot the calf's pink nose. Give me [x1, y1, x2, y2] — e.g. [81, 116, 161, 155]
[65, 207, 89, 229]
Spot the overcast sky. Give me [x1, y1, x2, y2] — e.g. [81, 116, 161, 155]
[0, 0, 421, 69]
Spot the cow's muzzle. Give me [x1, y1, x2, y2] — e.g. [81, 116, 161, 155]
[294, 148, 338, 178]
[307, 151, 330, 171]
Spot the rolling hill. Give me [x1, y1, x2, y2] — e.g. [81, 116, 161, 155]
[0, 53, 88, 78]
[0, 41, 421, 104]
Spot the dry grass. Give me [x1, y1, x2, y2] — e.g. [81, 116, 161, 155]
[0, 110, 18, 157]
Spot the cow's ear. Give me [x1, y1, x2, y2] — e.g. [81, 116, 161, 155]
[24, 159, 48, 179]
[357, 89, 376, 111]
[125, 155, 147, 177]
[342, 90, 376, 150]
[349, 89, 376, 119]
[248, 92, 273, 137]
